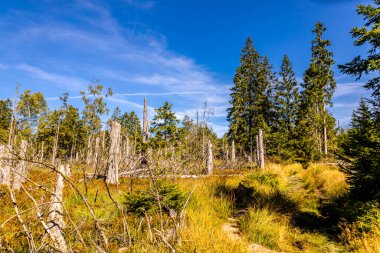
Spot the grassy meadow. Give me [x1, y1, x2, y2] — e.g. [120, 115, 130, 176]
[0, 162, 379, 252]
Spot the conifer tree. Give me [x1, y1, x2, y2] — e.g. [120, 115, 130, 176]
[271, 55, 300, 160]
[340, 99, 380, 200]
[297, 22, 336, 161]
[338, 1, 380, 200]
[150, 101, 179, 148]
[339, 0, 380, 120]
[227, 37, 275, 156]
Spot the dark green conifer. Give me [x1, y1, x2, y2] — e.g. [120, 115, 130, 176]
[297, 22, 336, 161]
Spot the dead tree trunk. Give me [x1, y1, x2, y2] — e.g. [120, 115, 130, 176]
[40, 141, 45, 162]
[13, 140, 27, 190]
[323, 126, 328, 156]
[206, 140, 213, 175]
[47, 164, 68, 252]
[258, 129, 264, 169]
[142, 98, 148, 143]
[107, 121, 121, 184]
[94, 136, 100, 168]
[0, 145, 11, 186]
[126, 137, 130, 157]
[86, 135, 92, 166]
[231, 140, 236, 163]
[51, 123, 60, 165]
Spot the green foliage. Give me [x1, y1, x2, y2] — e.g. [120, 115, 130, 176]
[0, 99, 12, 142]
[124, 181, 186, 216]
[80, 84, 112, 134]
[16, 89, 47, 137]
[340, 100, 380, 200]
[150, 101, 179, 147]
[227, 37, 275, 155]
[269, 55, 300, 160]
[297, 22, 336, 161]
[246, 173, 279, 188]
[339, 0, 380, 118]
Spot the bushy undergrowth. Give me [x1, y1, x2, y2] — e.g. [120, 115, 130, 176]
[123, 180, 186, 216]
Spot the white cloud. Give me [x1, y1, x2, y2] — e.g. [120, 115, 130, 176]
[335, 82, 366, 97]
[0, 1, 231, 136]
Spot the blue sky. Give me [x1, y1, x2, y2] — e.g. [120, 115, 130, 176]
[0, 0, 372, 136]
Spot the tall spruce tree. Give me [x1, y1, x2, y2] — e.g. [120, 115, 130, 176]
[227, 37, 275, 157]
[339, 0, 380, 120]
[271, 55, 300, 160]
[297, 22, 336, 161]
[338, 1, 380, 200]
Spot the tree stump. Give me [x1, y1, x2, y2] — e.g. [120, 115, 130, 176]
[47, 164, 68, 252]
[107, 121, 121, 184]
[13, 140, 27, 190]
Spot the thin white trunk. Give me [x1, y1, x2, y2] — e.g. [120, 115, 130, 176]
[258, 129, 264, 169]
[206, 140, 213, 175]
[51, 123, 60, 165]
[324, 126, 328, 156]
[40, 141, 44, 162]
[231, 140, 236, 163]
[94, 136, 100, 167]
[126, 137, 130, 157]
[86, 135, 92, 165]
[143, 98, 148, 143]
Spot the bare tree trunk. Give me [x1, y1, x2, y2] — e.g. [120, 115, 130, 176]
[0, 145, 11, 186]
[86, 135, 92, 166]
[126, 137, 130, 157]
[94, 136, 100, 168]
[13, 140, 27, 190]
[47, 164, 68, 252]
[143, 98, 148, 143]
[65, 164, 71, 177]
[39, 141, 45, 163]
[256, 135, 259, 165]
[107, 121, 121, 184]
[323, 126, 328, 156]
[258, 129, 264, 169]
[206, 140, 213, 175]
[51, 122, 60, 165]
[231, 140, 236, 163]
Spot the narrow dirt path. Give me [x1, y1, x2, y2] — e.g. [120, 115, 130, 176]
[222, 209, 281, 253]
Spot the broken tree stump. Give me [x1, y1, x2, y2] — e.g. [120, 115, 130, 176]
[47, 164, 68, 252]
[13, 140, 27, 190]
[107, 121, 121, 184]
[0, 145, 11, 186]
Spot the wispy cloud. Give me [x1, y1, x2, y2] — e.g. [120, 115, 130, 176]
[0, 1, 231, 136]
[335, 82, 366, 97]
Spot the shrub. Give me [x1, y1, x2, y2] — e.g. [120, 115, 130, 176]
[123, 181, 186, 216]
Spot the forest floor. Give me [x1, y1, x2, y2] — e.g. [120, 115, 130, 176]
[1, 162, 380, 252]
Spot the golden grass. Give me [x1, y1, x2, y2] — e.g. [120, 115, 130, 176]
[0, 162, 378, 253]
